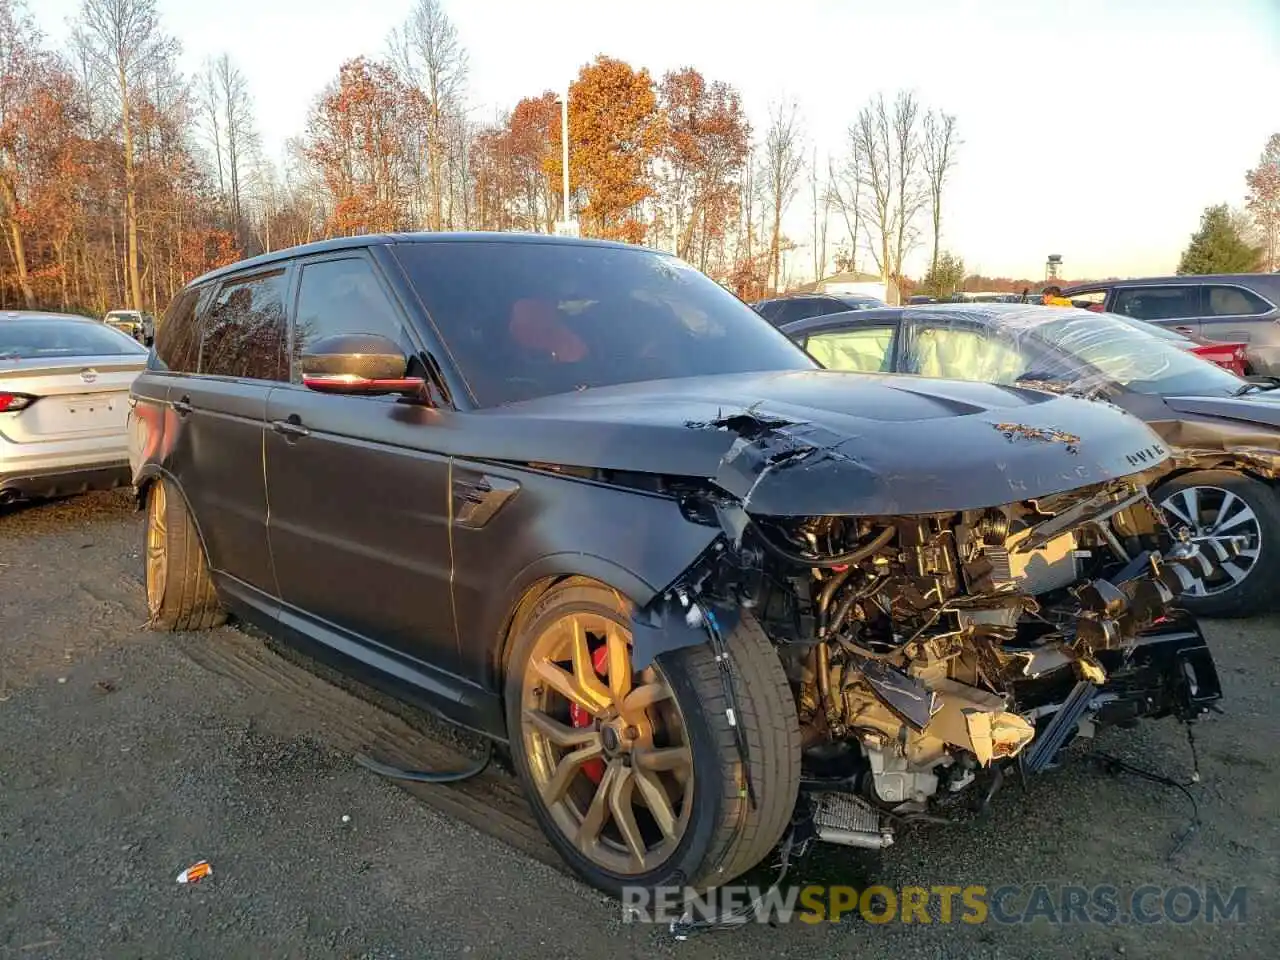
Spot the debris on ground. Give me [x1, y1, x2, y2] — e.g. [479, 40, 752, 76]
[176, 860, 212, 884]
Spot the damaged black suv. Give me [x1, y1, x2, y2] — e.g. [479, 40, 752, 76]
[130, 233, 1223, 897]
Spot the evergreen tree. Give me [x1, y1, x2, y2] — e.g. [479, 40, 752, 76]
[1177, 204, 1263, 274]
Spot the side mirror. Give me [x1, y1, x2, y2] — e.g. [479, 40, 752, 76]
[300, 333, 429, 400]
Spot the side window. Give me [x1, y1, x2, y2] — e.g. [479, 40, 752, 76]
[153, 286, 202, 372]
[754, 300, 780, 322]
[770, 301, 801, 325]
[908, 325, 1029, 385]
[200, 271, 289, 380]
[1205, 285, 1272, 317]
[1066, 289, 1107, 309]
[812, 297, 847, 317]
[292, 257, 408, 381]
[1112, 286, 1200, 321]
[805, 326, 896, 373]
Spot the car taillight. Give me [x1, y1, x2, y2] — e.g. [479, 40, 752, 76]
[0, 392, 35, 412]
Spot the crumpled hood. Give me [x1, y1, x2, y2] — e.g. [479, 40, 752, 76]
[1164, 392, 1280, 431]
[471, 370, 1171, 515]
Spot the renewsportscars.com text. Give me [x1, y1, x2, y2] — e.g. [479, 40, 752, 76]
[622, 883, 1249, 926]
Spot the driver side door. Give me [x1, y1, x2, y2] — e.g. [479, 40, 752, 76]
[264, 250, 461, 679]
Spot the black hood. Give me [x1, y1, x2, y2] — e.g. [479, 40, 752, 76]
[468, 370, 1170, 515]
[1164, 392, 1280, 432]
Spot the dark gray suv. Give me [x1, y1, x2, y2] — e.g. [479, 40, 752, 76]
[1061, 275, 1280, 375]
[126, 232, 1223, 899]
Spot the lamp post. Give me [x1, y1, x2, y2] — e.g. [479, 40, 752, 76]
[561, 87, 570, 225]
[554, 88, 578, 237]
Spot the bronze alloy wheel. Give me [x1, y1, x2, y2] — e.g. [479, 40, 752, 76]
[145, 481, 168, 619]
[520, 609, 694, 876]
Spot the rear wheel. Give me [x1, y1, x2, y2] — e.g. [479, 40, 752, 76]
[144, 477, 226, 631]
[1156, 470, 1280, 617]
[504, 579, 800, 896]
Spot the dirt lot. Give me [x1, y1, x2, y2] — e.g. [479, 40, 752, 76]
[1, 491, 1276, 958]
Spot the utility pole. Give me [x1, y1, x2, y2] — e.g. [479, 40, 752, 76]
[562, 88, 570, 224]
[555, 87, 578, 237]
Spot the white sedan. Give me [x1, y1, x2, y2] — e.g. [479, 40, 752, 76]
[1, 311, 148, 505]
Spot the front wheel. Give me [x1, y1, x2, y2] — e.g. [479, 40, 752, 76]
[504, 579, 800, 896]
[1156, 469, 1280, 617]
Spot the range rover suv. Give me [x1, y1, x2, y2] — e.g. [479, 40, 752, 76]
[129, 233, 1221, 897]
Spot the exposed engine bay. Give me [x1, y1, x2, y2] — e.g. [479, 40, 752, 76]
[650, 472, 1227, 850]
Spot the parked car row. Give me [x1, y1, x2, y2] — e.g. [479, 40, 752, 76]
[1, 312, 146, 503]
[2, 238, 1269, 905]
[103, 309, 155, 346]
[777, 300, 1280, 615]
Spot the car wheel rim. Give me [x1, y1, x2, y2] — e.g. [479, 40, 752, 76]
[1159, 484, 1263, 597]
[146, 483, 168, 617]
[520, 610, 693, 876]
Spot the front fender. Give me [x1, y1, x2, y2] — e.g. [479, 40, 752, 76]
[447, 463, 720, 689]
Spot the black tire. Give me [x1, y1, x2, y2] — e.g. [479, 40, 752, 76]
[144, 477, 226, 631]
[1155, 469, 1280, 617]
[504, 579, 800, 896]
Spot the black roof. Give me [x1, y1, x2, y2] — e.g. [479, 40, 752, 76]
[758, 291, 883, 303]
[190, 231, 643, 287]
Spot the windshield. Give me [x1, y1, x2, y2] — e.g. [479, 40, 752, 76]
[0, 319, 147, 360]
[1035, 311, 1243, 396]
[394, 240, 815, 406]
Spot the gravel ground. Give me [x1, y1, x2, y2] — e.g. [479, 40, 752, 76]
[1, 491, 1275, 959]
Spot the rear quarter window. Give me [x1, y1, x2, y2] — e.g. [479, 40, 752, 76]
[1205, 285, 1274, 317]
[154, 287, 202, 372]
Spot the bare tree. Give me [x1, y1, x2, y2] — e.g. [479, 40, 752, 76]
[73, 0, 176, 311]
[849, 91, 927, 304]
[761, 99, 804, 291]
[196, 61, 224, 199]
[216, 54, 254, 242]
[809, 148, 830, 282]
[827, 153, 860, 275]
[849, 98, 892, 288]
[388, 0, 468, 230]
[921, 109, 959, 282]
[890, 91, 925, 296]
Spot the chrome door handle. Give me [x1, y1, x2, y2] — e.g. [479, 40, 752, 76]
[171, 396, 192, 416]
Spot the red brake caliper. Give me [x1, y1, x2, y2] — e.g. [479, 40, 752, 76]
[568, 644, 610, 784]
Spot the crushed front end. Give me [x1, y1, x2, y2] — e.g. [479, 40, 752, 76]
[653, 471, 1225, 851]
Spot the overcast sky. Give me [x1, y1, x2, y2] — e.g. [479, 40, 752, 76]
[32, 0, 1280, 280]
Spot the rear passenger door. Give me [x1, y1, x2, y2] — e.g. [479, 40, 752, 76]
[165, 267, 291, 601]
[263, 251, 459, 675]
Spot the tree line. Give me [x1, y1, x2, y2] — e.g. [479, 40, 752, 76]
[4, 0, 1274, 319]
[0, 0, 969, 316]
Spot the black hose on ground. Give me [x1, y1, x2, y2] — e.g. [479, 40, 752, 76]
[354, 741, 494, 783]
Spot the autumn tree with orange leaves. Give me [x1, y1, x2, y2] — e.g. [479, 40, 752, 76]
[656, 67, 750, 272]
[549, 56, 663, 243]
[306, 57, 423, 235]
